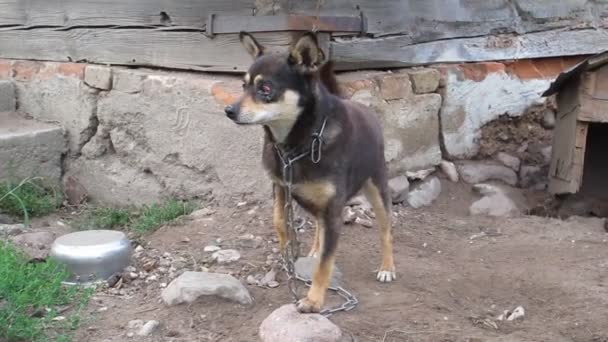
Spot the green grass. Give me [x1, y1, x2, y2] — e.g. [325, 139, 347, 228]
[0, 178, 62, 226]
[0, 242, 92, 342]
[72, 199, 197, 234]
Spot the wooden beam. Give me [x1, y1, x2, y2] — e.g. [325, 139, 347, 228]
[0, 0, 255, 27]
[0, 29, 330, 73]
[331, 27, 608, 69]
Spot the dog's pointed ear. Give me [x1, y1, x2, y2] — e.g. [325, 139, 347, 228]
[288, 32, 325, 72]
[239, 31, 264, 59]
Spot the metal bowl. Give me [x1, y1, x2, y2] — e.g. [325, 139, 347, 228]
[50, 230, 132, 285]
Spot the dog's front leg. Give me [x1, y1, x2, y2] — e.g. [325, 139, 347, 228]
[297, 200, 343, 313]
[272, 183, 287, 252]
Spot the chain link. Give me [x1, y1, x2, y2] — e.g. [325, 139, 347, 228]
[274, 118, 358, 316]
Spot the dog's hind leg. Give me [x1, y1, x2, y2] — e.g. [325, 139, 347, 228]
[363, 176, 396, 282]
[297, 200, 343, 313]
[272, 183, 287, 252]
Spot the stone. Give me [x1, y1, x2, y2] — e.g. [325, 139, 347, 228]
[161, 271, 252, 306]
[259, 269, 276, 287]
[259, 304, 342, 342]
[354, 216, 374, 228]
[212, 249, 240, 264]
[15, 74, 97, 154]
[190, 208, 215, 218]
[342, 206, 357, 224]
[469, 184, 519, 217]
[440, 63, 551, 158]
[294, 257, 341, 287]
[388, 175, 410, 203]
[457, 161, 518, 186]
[496, 152, 521, 171]
[407, 177, 441, 209]
[406, 168, 435, 181]
[376, 73, 412, 100]
[407, 68, 440, 94]
[347, 195, 372, 211]
[0, 80, 16, 111]
[0, 223, 24, 237]
[381, 94, 442, 172]
[127, 320, 144, 330]
[204, 245, 221, 252]
[84, 65, 112, 90]
[541, 109, 556, 129]
[350, 89, 373, 107]
[541, 146, 552, 165]
[439, 160, 459, 182]
[10, 231, 55, 259]
[137, 320, 160, 336]
[0, 112, 66, 187]
[519, 165, 545, 188]
[112, 69, 146, 93]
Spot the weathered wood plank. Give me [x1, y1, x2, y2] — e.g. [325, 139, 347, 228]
[0, 0, 255, 27]
[0, 29, 298, 73]
[332, 27, 608, 70]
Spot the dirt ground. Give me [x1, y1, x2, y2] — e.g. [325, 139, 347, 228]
[44, 180, 608, 342]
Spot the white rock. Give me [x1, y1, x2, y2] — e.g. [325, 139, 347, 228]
[472, 183, 501, 196]
[259, 269, 276, 287]
[203, 245, 221, 252]
[127, 320, 144, 330]
[189, 208, 215, 218]
[406, 168, 435, 181]
[259, 304, 342, 342]
[470, 185, 519, 217]
[407, 177, 441, 209]
[354, 216, 374, 228]
[507, 306, 525, 321]
[346, 195, 372, 211]
[388, 175, 410, 203]
[212, 249, 241, 264]
[541, 146, 552, 165]
[439, 160, 459, 182]
[342, 206, 357, 224]
[496, 152, 521, 171]
[457, 161, 518, 186]
[0, 224, 25, 236]
[137, 320, 159, 336]
[541, 109, 556, 129]
[161, 271, 252, 306]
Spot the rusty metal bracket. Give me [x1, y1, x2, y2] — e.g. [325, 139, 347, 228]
[205, 14, 367, 38]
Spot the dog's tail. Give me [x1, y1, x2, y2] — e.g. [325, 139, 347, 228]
[319, 61, 344, 98]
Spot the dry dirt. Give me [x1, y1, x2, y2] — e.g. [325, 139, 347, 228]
[52, 180, 608, 342]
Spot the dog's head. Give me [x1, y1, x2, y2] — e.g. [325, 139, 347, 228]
[224, 32, 326, 126]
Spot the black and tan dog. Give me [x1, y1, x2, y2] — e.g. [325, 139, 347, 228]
[225, 31, 396, 313]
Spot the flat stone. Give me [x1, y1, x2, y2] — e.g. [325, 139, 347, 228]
[161, 271, 252, 306]
[407, 176, 441, 209]
[0, 81, 16, 112]
[496, 152, 521, 171]
[212, 249, 240, 264]
[407, 68, 440, 94]
[388, 175, 410, 203]
[0, 223, 24, 237]
[294, 257, 341, 287]
[439, 160, 459, 182]
[259, 304, 342, 342]
[84, 65, 112, 90]
[470, 192, 519, 217]
[112, 69, 146, 93]
[137, 320, 159, 336]
[457, 161, 518, 186]
[406, 168, 435, 181]
[0, 112, 66, 187]
[376, 73, 412, 100]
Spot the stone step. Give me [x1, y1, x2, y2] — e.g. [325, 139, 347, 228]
[0, 111, 66, 187]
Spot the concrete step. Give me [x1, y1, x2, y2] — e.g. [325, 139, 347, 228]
[0, 111, 66, 187]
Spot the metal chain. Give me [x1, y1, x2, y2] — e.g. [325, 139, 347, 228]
[274, 116, 358, 316]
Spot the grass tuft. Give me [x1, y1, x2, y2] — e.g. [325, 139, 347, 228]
[0, 178, 62, 226]
[72, 199, 197, 234]
[0, 242, 92, 342]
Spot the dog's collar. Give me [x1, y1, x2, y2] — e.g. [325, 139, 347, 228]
[273, 116, 328, 167]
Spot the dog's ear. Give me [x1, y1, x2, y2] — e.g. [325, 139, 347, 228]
[239, 31, 264, 59]
[288, 32, 325, 72]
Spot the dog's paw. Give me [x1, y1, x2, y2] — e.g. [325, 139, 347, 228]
[296, 297, 322, 313]
[376, 270, 396, 283]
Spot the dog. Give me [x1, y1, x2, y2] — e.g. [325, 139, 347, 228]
[225, 31, 396, 313]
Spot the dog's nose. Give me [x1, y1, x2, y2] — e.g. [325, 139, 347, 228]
[224, 105, 236, 119]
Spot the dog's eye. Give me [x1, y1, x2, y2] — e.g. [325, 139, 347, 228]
[242, 82, 247, 89]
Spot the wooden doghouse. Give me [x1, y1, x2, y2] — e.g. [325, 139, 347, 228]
[543, 51, 608, 197]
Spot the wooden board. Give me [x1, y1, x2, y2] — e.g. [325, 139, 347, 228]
[332, 27, 608, 69]
[0, 29, 330, 73]
[0, 0, 255, 27]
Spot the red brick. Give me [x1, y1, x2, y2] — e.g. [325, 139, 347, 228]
[459, 62, 506, 82]
[12, 61, 44, 81]
[505, 56, 587, 80]
[58, 62, 85, 79]
[211, 81, 240, 106]
[0, 59, 11, 79]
